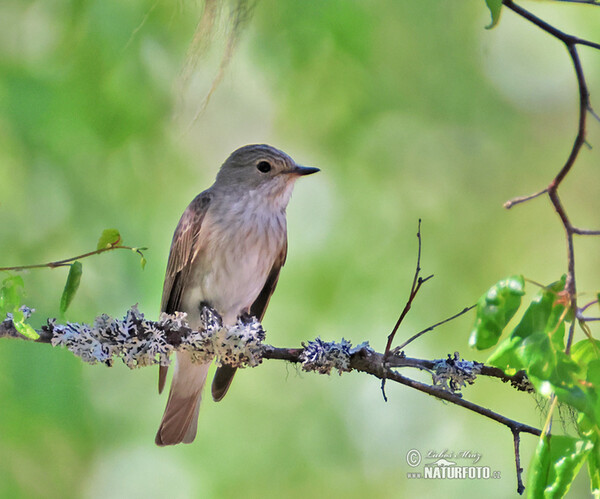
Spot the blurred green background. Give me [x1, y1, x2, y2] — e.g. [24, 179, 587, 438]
[1, 0, 600, 497]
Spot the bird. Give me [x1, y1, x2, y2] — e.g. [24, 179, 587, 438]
[155, 144, 319, 446]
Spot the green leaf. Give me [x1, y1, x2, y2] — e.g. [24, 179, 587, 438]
[59, 261, 83, 316]
[585, 359, 600, 428]
[14, 320, 39, 340]
[487, 277, 595, 419]
[96, 228, 121, 250]
[0, 275, 25, 316]
[517, 333, 556, 380]
[0, 275, 38, 339]
[131, 247, 147, 270]
[469, 275, 525, 350]
[487, 277, 566, 372]
[485, 0, 503, 29]
[571, 339, 600, 373]
[488, 335, 524, 374]
[528, 435, 593, 498]
[512, 276, 566, 341]
[588, 439, 600, 497]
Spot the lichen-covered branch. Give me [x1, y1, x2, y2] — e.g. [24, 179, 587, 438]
[0, 306, 533, 390]
[1, 305, 541, 492]
[1, 306, 539, 427]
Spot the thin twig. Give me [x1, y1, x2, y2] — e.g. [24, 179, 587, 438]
[578, 299, 598, 313]
[512, 428, 526, 495]
[504, 188, 548, 209]
[384, 219, 431, 356]
[553, 0, 600, 5]
[393, 305, 476, 352]
[0, 245, 145, 272]
[381, 219, 431, 401]
[572, 228, 600, 235]
[365, 361, 541, 437]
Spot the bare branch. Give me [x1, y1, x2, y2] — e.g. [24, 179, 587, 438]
[512, 428, 526, 495]
[501, 0, 600, 354]
[381, 219, 433, 401]
[0, 245, 145, 272]
[384, 219, 432, 355]
[394, 305, 477, 352]
[504, 188, 548, 210]
[552, 0, 600, 5]
[572, 227, 600, 235]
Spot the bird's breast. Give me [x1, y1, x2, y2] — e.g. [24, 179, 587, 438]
[182, 206, 286, 326]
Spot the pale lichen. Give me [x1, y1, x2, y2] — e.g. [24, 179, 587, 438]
[432, 352, 481, 393]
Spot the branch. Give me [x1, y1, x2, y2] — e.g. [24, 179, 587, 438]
[1, 305, 540, 492]
[501, 0, 600, 353]
[384, 219, 433, 356]
[393, 305, 477, 352]
[553, 0, 600, 5]
[1, 306, 540, 432]
[0, 245, 146, 271]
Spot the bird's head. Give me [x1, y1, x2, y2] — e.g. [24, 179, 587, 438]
[215, 144, 319, 210]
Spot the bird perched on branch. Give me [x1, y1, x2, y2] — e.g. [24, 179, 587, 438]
[155, 144, 319, 446]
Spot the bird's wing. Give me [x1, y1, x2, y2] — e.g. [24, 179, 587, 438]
[211, 241, 287, 401]
[158, 191, 212, 394]
[250, 240, 288, 321]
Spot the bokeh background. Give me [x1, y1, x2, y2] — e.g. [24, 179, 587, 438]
[1, 1, 600, 497]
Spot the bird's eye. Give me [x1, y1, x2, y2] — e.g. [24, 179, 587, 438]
[257, 161, 272, 173]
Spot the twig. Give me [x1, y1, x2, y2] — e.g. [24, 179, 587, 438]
[353, 351, 541, 438]
[393, 305, 476, 352]
[381, 219, 432, 401]
[0, 245, 145, 272]
[384, 219, 432, 356]
[572, 228, 600, 235]
[512, 428, 526, 495]
[579, 299, 598, 313]
[553, 0, 600, 5]
[503, 188, 548, 209]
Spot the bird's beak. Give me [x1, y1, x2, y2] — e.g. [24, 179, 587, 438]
[292, 165, 320, 176]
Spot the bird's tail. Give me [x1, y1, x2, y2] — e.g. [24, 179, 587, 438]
[211, 364, 238, 402]
[155, 352, 211, 446]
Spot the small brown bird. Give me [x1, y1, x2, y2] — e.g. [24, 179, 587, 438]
[155, 144, 319, 446]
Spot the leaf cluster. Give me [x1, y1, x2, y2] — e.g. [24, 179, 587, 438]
[471, 276, 600, 496]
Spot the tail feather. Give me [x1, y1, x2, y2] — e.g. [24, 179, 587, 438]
[211, 364, 238, 402]
[155, 352, 211, 446]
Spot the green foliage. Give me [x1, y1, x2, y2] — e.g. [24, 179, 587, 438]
[469, 275, 524, 349]
[0, 275, 38, 339]
[473, 276, 600, 496]
[485, 0, 503, 29]
[0, 275, 24, 315]
[59, 261, 83, 316]
[96, 229, 121, 250]
[528, 435, 593, 498]
[485, 277, 566, 372]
